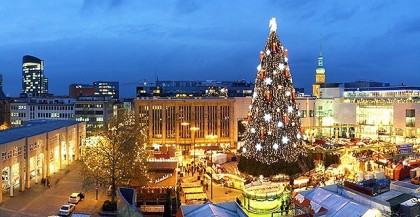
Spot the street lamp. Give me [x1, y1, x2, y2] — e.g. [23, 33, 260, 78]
[190, 126, 199, 176]
[206, 134, 218, 200]
[181, 122, 190, 157]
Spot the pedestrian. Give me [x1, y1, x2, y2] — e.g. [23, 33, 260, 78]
[306, 177, 311, 190]
[285, 200, 290, 214]
[321, 176, 326, 186]
[47, 178, 50, 188]
[280, 200, 284, 215]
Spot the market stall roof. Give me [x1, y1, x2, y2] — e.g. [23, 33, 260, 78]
[179, 202, 247, 217]
[295, 187, 381, 217]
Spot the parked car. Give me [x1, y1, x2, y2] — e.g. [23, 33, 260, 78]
[68, 192, 81, 204]
[58, 204, 75, 216]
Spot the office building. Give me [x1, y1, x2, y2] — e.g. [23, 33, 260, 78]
[10, 97, 76, 126]
[134, 97, 235, 154]
[0, 74, 10, 129]
[93, 81, 119, 99]
[21, 55, 48, 97]
[75, 96, 116, 133]
[69, 84, 95, 98]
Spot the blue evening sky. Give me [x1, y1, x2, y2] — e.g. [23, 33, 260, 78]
[1, 0, 420, 98]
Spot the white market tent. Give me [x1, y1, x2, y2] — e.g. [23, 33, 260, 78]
[298, 187, 383, 217]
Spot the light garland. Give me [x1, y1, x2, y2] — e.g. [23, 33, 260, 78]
[241, 18, 307, 164]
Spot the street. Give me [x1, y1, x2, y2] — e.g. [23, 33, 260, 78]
[0, 161, 106, 217]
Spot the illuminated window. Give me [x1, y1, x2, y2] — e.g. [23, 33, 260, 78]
[309, 110, 315, 117]
[406, 109, 415, 127]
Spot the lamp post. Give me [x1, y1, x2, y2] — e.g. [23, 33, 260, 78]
[181, 122, 190, 158]
[206, 134, 218, 200]
[190, 127, 199, 176]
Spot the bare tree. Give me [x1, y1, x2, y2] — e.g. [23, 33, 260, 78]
[81, 110, 149, 204]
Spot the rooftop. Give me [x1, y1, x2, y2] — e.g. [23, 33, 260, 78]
[0, 120, 81, 145]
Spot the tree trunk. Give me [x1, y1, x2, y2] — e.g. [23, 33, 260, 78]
[289, 175, 294, 188]
[297, 157, 308, 173]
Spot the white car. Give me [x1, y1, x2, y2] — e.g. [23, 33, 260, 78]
[68, 192, 81, 204]
[58, 204, 75, 216]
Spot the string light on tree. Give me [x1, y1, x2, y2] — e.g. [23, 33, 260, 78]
[265, 77, 273, 85]
[264, 113, 272, 122]
[256, 143, 262, 151]
[241, 17, 307, 164]
[282, 136, 289, 144]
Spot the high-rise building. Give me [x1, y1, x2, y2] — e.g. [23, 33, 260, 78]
[0, 73, 11, 129]
[21, 55, 48, 97]
[93, 81, 119, 99]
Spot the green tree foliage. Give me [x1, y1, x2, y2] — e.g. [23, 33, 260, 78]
[80, 111, 149, 205]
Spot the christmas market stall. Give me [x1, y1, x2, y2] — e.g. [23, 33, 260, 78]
[293, 187, 383, 217]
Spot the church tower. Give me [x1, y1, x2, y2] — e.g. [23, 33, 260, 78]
[312, 36, 326, 98]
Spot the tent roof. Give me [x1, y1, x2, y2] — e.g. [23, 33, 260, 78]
[0, 120, 80, 145]
[300, 187, 376, 217]
[181, 202, 247, 217]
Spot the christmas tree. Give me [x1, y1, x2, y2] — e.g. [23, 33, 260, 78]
[242, 18, 307, 164]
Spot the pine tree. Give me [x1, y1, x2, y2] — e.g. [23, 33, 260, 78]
[241, 18, 307, 164]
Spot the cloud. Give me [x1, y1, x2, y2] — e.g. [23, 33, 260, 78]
[390, 16, 420, 35]
[324, 4, 360, 24]
[81, 0, 125, 12]
[175, 0, 204, 14]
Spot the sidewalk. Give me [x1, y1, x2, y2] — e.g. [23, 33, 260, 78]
[1, 163, 74, 211]
[0, 161, 107, 217]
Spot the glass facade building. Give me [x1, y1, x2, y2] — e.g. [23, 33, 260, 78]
[22, 55, 48, 97]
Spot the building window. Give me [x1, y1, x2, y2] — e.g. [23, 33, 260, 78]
[1, 152, 6, 161]
[406, 109, 415, 127]
[309, 110, 315, 117]
[300, 110, 307, 118]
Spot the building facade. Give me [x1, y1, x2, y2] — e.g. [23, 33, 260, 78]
[75, 96, 116, 133]
[69, 84, 95, 98]
[93, 81, 119, 99]
[0, 120, 86, 203]
[21, 55, 48, 97]
[136, 80, 256, 98]
[134, 97, 235, 155]
[10, 97, 76, 126]
[0, 75, 10, 129]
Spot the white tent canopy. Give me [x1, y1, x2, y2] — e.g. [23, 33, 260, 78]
[301, 188, 383, 217]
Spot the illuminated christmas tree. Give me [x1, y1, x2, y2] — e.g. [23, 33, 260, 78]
[242, 18, 307, 164]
